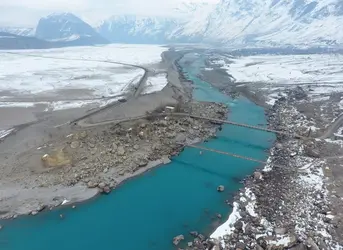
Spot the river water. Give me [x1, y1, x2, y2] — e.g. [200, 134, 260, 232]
[0, 53, 274, 250]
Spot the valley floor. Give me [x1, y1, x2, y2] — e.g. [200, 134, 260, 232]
[0, 45, 343, 250]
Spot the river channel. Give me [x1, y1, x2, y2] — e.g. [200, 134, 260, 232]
[0, 52, 275, 250]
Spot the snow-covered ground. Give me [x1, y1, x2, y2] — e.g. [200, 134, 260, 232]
[0, 54, 144, 96]
[142, 74, 168, 94]
[213, 54, 343, 105]
[0, 44, 167, 110]
[223, 54, 343, 85]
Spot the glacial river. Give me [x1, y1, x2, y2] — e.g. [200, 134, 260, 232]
[0, 53, 274, 250]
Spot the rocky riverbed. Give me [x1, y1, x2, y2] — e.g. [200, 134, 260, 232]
[178, 87, 343, 250]
[0, 101, 228, 219]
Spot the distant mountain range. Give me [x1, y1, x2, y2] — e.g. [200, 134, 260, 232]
[1, 0, 343, 49]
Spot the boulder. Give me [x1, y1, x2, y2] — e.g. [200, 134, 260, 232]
[255, 244, 264, 250]
[79, 131, 87, 139]
[274, 227, 287, 235]
[98, 182, 106, 189]
[173, 235, 184, 246]
[175, 134, 186, 143]
[217, 185, 225, 192]
[87, 181, 97, 188]
[41, 149, 71, 168]
[70, 141, 80, 149]
[235, 242, 245, 250]
[112, 143, 118, 151]
[103, 186, 111, 194]
[117, 146, 125, 156]
[138, 160, 148, 168]
[254, 171, 263, 180]
[234, 220, 243, 231]
[306, 238, 320, 250]
[287, 234, 298, 248]
[190, 231, 199, 237]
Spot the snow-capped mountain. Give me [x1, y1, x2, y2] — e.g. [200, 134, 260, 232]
[35, 13, 108, 45]
[96, 3, 216, 44]
[97, 0, 343, 46]
[181, 0, 343, 46]
[2, 0, 343, 48]
[97, 15, 198, 44]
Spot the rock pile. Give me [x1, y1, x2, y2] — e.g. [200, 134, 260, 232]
[38, 102, 228, 199]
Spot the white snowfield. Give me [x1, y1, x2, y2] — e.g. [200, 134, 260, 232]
[0, 44, 168, 110]
[213, 53, 343, 105]
[142, 74, 168, 94]
[225, 54, 343, 85]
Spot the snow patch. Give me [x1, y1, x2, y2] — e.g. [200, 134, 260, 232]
[142, 74, 168, 94]
[210, 202, 241, 245]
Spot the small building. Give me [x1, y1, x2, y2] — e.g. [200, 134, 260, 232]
[165, 106, 175, 113]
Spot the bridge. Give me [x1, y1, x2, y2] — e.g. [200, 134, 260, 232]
[185, 114, 304, 139]
[76, 111, 305, 140]
[182, 143, 269, 165]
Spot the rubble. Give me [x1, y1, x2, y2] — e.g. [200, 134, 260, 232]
[186, 88, 343, 250]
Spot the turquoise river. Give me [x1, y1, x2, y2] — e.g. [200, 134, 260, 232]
[0, 53, 275, 250]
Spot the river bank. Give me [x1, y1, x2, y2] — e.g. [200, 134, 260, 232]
[201, 88, 343, 250]
[172, 51, 343, 249]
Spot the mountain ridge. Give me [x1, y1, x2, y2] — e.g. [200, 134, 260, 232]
[1, 0, 343, 49]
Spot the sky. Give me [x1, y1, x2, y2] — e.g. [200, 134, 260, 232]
[0, 0, 219, 27]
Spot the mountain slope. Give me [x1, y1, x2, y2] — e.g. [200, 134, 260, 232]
[36, 13, 109, 45]
[182, 0, 343, 46]
[97, 0, 343, 46]
[97, 15, 200, 44]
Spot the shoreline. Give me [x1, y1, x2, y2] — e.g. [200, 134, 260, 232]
[0, 157, 172, 221]
[205, 87, 343, 249]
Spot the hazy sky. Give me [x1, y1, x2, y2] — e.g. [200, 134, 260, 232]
[0, 0, 219, 27]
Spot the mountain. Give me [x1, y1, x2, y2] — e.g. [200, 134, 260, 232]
[97, 0, 343, 46]
[0, 32, 54, 50]
[96, 3, 215, 44]
[36, 13, 109, 46]
[180, 0, 343, 46]
[2, 0, 343, 48]
[97, 15, 197, 44]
